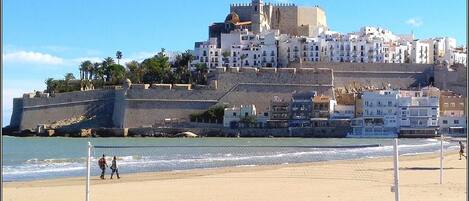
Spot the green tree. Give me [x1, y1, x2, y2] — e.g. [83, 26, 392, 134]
[116, 51, 123, 65]
[108, 64, 126, 85]
[141, 49, 171, 84]
[64, 73, 75, 81]
[126, 60, 143, 84]
[45, 78, 55, 93]
[240, 54, 248, 67]
[173, 50, 194, 84]
[80, 60, 93, 80]
[64, 73, 76, 92]
[194, 63, 208, 85]
[93, 62, 102, 80]
[102, 57, 115, 82]
[240, 116, 257, 128]
[222, 51, 231, 67]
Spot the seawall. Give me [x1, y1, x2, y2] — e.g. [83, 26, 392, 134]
[7, 63, 466, 134]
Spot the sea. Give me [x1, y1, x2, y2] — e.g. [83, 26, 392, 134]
[2, 136, 460, 182]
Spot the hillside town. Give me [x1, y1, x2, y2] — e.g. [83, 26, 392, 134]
[192, 1, 466, 68]
[4, 0, 467, 139]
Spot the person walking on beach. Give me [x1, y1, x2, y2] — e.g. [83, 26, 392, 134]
[98, 154, 108, 179]
[459, 141, 467, 160]
[110, 156, 120, 179]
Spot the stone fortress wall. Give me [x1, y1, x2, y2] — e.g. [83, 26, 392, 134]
[9, 64, 465, 131]
[13, 90, 116, 131]
[230, 2, 325, 37]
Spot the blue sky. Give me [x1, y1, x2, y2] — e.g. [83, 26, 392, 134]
[2, 0, 467, 126]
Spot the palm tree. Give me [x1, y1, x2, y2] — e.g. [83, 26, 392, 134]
[126, 60, 141, 83]
[80, 60, 93, 80]
[103, 57, 115, 82]
[45, 78, 54, 93]
[79, 65, 84, 80]
[116, 51, 123, 65]
[93, 62, 101, 80]
[195, 63, 208, 85]
[64, 73, 75, 91]
[64, 73, 75, 81]
[222, 51, 231, 67]
[240, 54, 248, 67]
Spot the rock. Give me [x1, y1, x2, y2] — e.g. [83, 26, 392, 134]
[176, 131, 198, 138]
[80, 129, 92, 137]
[46, 129, 55, 137]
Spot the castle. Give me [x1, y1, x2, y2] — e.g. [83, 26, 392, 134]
[209, 0, 327, 47]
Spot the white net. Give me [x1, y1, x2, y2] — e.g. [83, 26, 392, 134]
[85, 138, 463, 201]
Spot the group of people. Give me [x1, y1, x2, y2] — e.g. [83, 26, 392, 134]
[98, 155, 120, 179]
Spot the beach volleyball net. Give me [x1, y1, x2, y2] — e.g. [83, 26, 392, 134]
[85, 138, 454, 201]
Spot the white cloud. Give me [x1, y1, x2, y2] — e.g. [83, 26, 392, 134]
[69, 57, 103, 64]
[405, 17, 423, 27]
[3, 51, 64, 65]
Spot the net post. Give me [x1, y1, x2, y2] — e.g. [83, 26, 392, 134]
[440, 133, 443, 185]
[86, 142, 92, 201]
[393, 138, 400, 201]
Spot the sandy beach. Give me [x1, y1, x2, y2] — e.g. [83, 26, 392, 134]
[3, 151, 466, 201]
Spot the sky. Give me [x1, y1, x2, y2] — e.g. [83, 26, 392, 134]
[2, 0, 467, 126]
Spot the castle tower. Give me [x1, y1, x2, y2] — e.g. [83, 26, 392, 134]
[252, 0, 265, 34]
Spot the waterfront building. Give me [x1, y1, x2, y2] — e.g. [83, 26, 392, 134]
[223, 105, 257, 128]
[331, 105, 355, 119]
[289, 91, 316, 127]
[256, 112, 270, 128]
[439, 116, 467, 137]
[350, 90, 399, 138]
[398, 88, 440, 137]
[267, 96, 290, 128]
[312, 95, 336, 119]
[439, 90, 467, 136]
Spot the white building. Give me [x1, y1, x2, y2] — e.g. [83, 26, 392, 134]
[439, 116, 467, 137]
[193, 29, 278, 68]
[350, 90, 399, 138]
[193, 25, 466, 68]
[331, 105, 355, 119]
[398, 89, 439, 137]
[410, 40, 430, 64]
[223, 105, 257, 128]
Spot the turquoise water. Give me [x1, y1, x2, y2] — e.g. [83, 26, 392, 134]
[2, 136, 458, 181]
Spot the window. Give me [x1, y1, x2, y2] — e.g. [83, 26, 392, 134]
[454, 120, 460, 124]
[233, 112, 237, 117]
[442, 120, 448, 124]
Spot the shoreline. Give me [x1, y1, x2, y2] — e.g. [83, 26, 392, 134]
[3, 150, 459, 187]
[3, 146, 459, 183]
[4, 151, 466, 201]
